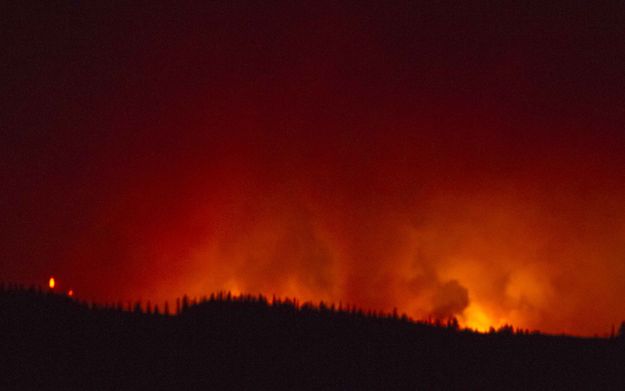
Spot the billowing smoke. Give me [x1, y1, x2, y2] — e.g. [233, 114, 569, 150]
[432, 280, 470, 319]
[3, 1, 625, 337]
[47, 124, 625, 337]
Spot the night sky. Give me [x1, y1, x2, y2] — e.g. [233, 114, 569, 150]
[3, 2, 625, 335]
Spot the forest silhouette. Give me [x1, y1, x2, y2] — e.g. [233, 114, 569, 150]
[1, 283, 624, 390]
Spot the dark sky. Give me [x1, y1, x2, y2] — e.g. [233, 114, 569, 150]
[2, 1, 625, 335]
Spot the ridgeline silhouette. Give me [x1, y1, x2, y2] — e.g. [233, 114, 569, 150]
[1, 283, 624, 390]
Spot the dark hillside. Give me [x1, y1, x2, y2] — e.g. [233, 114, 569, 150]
[1, 286, 623, 390]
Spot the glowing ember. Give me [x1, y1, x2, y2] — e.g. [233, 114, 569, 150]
[49, 277, 55, 289]
[68, 289, 74, 297]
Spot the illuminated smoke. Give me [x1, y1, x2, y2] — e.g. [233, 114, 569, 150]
[54, 132, 625, 337]
[431, 280, 470, 319]
[6, 2, 625, 337]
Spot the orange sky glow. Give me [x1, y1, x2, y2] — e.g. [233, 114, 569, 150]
[3, 2, 625, 336]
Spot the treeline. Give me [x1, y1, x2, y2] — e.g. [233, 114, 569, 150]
[1, 283, 624, 390]
[0, 282, 545, 337]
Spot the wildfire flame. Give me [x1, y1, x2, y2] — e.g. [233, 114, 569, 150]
[49, 277, 55, 289]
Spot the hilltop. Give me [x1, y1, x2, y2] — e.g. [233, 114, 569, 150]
[1, 285, 623, 390]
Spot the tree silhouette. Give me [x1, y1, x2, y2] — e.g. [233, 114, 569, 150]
[618, 321, 625, 339]
[1, 284, 624, 389]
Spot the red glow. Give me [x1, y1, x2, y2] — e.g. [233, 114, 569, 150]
[3, 2, 625, 337]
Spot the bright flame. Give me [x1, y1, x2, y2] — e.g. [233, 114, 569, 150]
[461, 303, 514, 333]
[462, 304, 493, 332]
[49, 277, 55, 289]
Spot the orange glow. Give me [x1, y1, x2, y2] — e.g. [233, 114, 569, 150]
[461, 305, 491, 332]
[49, 277, 55, 289]
[68, 289, 74, 297]
[461, 304, 510, 333]
[3, 1, 625, 341]
[107, 182, 625, 337]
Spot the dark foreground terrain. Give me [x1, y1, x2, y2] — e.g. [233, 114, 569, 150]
[1, 285, 624, 390]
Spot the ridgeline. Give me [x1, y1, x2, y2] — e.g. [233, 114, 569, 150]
[1, 285, 623, 390]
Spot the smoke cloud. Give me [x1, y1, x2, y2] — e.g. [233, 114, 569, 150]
[3, 2, 625, 336]
[432, 280, 470, 319]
